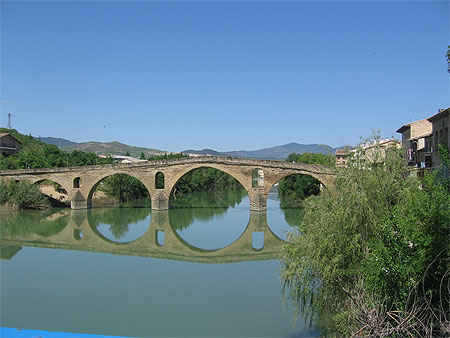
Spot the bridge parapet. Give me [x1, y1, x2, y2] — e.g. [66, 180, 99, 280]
[0, 156, 335, 211]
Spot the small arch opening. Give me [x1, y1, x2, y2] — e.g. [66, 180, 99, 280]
[73, 177, 82, 188]
[155, 172, 165, 189]
[74, 229, 83, 240]
[156, 230, 165, 246]
[252, 231, 264, 250]
[252, 168, 264, 188]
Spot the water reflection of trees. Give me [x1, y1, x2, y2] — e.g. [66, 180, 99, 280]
[0, 209, 70, 237]
[169, 188, 247, 231]
[282, 207, 304, 227]
[88, 207, 150, 239]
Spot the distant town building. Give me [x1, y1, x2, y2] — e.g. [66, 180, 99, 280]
[0, 133, 21, 156]
[335, 139, 399, 167]
[335, 147, 352, 167]
[427, 107, 449, 178]
[396, 118, 433, 176]
[97, 154, 147, 164]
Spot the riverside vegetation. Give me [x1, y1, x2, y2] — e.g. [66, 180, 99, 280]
[281, 140, 450, 337]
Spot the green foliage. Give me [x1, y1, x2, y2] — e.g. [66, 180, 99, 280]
[172, 167, 240, 195]
[88, 207, 150, 240]
[170, 188, 247, 230]
[0, 128, 113, 170]
[100, 174, 149, 202]
[278, 153, 334, 208]
[147, 153, 188, 161]
[0, 180, 49, 210]
[285, 152, 335, 166]
[0, 209, 70, 237]
[281, 143, 449, 336]
[140, 152, 146, 160]
[155, 172, 164, 189]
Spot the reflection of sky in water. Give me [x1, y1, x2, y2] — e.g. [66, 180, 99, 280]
[174, 196, 250, 250]
[96, 214, 151, 243]
[267, 192, 296, 240]
[0, 191, 317, 337]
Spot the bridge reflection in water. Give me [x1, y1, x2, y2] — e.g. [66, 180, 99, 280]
[1, 209, 284, 264]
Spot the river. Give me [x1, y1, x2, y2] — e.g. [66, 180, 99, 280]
[0, 189, 319, 337]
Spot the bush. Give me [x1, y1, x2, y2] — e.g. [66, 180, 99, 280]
[0, 180, 49, 210]
[281, 141, 450, 336]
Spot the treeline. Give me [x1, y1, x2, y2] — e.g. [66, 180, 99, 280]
[172, 167, 241, 195]
[100, 174, 149, 203]
[281, 141, 450, 336]
[147, 153, 188, 161]
[277, 152, 334, 207]
[0, 128, 113, 170]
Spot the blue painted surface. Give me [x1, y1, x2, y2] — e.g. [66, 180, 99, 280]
[0, 327, 136, 338]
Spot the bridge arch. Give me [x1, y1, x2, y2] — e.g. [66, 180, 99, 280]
[31, 178, 71, 205]
[266, 169, 330, 191]
[30, 178, 71, 196]
[86, 171, 152, 208]
[168, 164, 250, 200]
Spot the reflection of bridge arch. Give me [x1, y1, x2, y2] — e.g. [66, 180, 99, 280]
[0, 156, 335, 211]
[1, 210, 284, 263]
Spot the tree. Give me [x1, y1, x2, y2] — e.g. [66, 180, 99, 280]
[101, 174, 149, 202]
[140, 152, 146, 160]
[281, 141, 449, 336]
[277, 153, 334, 207]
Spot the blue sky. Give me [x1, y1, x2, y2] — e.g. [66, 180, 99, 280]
[1, 1, 449, 152]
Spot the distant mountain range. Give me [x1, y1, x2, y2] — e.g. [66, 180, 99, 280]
[183, 143, 335, 160]
[40, 137, 166, 158]
[41, 137, 341, 160]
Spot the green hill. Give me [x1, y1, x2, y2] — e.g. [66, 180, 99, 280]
[63, 141, 167, 158]
[0, 128, 112, 170]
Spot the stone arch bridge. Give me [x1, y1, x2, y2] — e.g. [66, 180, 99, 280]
[0, 156, 335, 210]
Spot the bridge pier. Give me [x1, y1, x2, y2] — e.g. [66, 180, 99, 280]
[249, 189, 267, 211]
[151, 191, 169, 210]
[71, 190, 88, 210]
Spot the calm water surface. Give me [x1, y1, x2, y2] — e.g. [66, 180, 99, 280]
[1, 190, 318, 337]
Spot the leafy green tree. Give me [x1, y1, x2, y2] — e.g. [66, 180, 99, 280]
[172, 167, 240, 195]
[281, 142, 449, 336]
[277, 153, 334, 207]
[140, 152, 146, 160]
[101, 174, 149, 202]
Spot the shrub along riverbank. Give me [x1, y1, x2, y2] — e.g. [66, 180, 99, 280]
[281, 142, 450, 336]
[0, 180, 50, 210]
